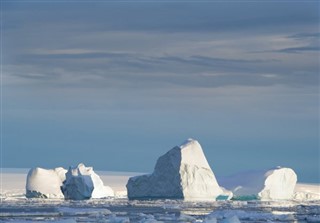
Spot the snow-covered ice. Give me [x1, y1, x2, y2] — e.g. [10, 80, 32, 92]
[25, 164, 114, 200]
[293, 183, 320, 201]
[259, 167, 297, 200]
[62, 163, 114, 200]
[26, 167, 67, 198]
[219, 167, 297, 200]
[127, 139, 223, 200]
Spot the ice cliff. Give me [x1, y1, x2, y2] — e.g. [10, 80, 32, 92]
[219, 167, 297, 200]
[126, 139, 223, 200]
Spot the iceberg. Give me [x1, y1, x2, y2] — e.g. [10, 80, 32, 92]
[61, 163, 114, 200]
[26, 167, 67, 198]
[293, 183, 320, 201]
[219, 167, 297, 200]
[126, 139, 223, 200]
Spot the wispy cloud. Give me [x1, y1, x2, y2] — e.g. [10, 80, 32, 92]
[287, 32, 320, 40]
[6, 49, 318, 89]
[20, 52, 132, 60]
[275, 45, 320, 54]
[250, 31, 320, 55]
[3, 2, 319, 89]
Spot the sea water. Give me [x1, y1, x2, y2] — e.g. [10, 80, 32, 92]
[1, 197, 319, 222]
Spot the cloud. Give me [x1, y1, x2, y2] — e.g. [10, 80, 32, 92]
[250, 32, 319, 54]
[275, 46, 320, 53]
[20, 52, 132, 60]
[287, 32, 320, 40]
[3, 2, 319, 90]
[6, 49, 318, 89]
[12, 72, 60, 80]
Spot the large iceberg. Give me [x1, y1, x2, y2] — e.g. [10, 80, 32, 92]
[126, 139, 223, 200]
[219, 167, 297, 200]
[61, 163, 114, 200]
[26, 167, 67, 198]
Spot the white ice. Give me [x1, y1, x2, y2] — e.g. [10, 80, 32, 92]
[62, 163, 114, 200]
[293, 183, 320, 201]
[2, 165, 319, 202]
[1, 168, 135, 199]
[1, 168, 319, 222]
[218, 167, 297, 200]
[126, 138, 223, 200]
[26, 167, 67, 198]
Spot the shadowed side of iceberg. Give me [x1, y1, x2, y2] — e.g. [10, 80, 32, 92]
[61, 163, 114, 200]
[127, 146, 184, 199]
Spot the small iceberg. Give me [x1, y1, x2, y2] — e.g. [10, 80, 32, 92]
[219, 167, 297, 200]
[26, 163, 114, 200]
[61, 163, 114, 200]
[26, 167, 67, 198]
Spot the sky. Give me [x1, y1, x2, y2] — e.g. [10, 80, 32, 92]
[1, 0, 319, 183]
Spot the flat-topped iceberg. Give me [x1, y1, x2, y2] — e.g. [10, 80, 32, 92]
[26, 167, 67, 198]
[61, 163, 114, 200]
[293, 183, 320, 201]
[127, 138, 223, 200]
[219, 167, 297, 200]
